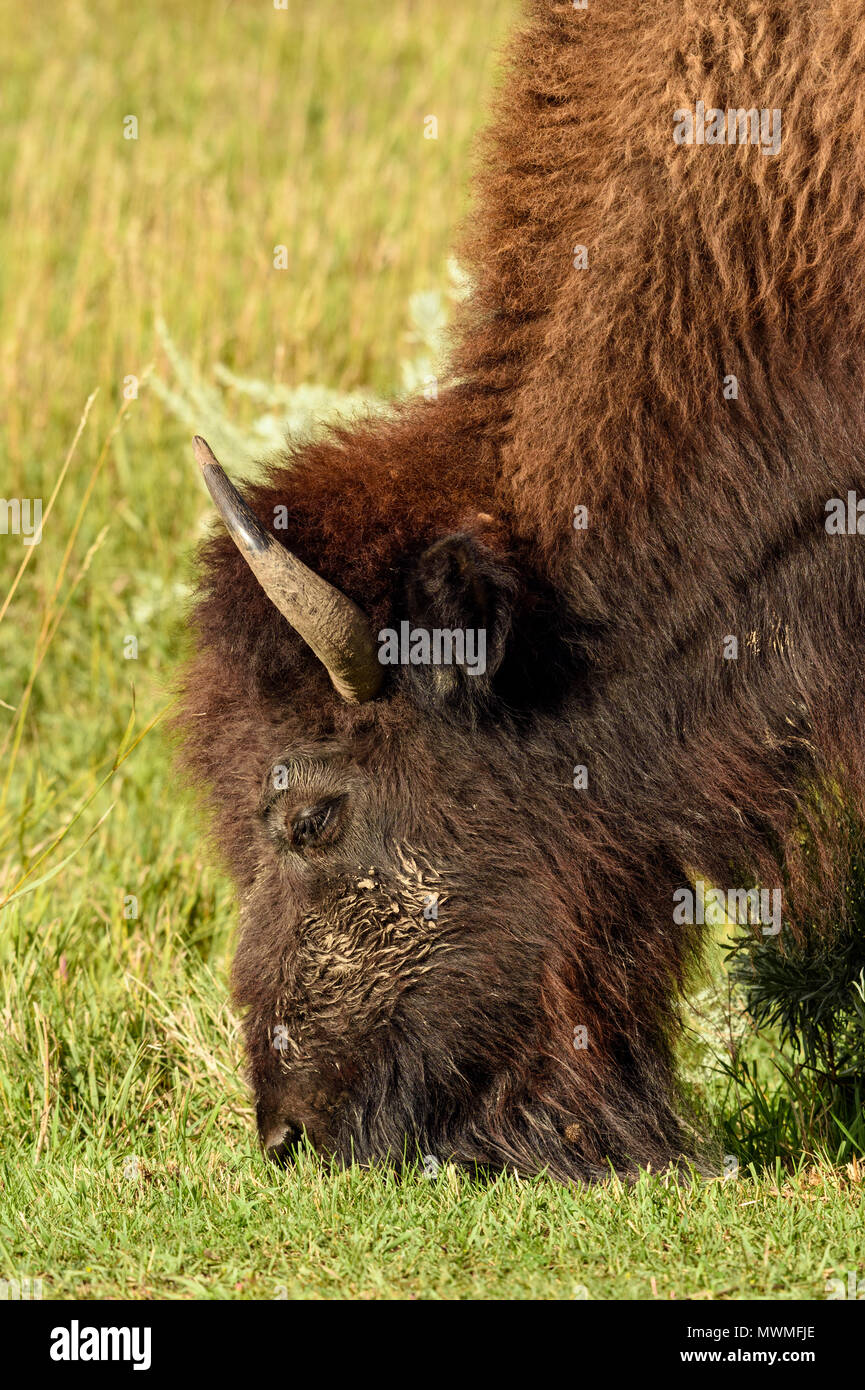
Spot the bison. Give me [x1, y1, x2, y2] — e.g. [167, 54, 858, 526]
[178, 1, 865, 1179]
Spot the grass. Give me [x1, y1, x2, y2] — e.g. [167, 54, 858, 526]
[0, 0, 863, 1301]
[2, 1147, 863, 1301]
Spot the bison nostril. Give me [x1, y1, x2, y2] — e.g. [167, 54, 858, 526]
[263, 1122, 302, 1167]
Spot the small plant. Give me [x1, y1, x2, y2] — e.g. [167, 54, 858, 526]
[150, 259, 471, 471]
[722, 838, 865, 1162]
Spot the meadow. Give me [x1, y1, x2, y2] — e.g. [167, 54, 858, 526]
[0, 0, 862, 1300]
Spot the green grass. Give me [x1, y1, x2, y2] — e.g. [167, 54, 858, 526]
[2, 1146, 863, 1301]
[0, 0, 863, 1301]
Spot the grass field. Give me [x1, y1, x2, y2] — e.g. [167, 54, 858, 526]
[0, 0, 863, 1301]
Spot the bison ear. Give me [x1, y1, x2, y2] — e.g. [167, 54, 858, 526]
[401, 531, 518, 709]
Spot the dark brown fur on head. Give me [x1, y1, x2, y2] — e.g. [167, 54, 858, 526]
[178, 1, 865, 1179]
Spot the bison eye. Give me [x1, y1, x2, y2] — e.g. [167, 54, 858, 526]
[260, 779, 351, 855]
[289, 796, 345, 851]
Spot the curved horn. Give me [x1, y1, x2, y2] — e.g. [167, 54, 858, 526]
[193, 437, 382, 703]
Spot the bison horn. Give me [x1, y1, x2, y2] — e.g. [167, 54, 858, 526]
[192, 436, 382, 703]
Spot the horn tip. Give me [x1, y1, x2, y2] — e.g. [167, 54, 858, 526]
[192, 435, 217, 471]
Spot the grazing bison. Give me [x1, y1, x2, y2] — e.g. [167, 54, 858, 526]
[179, 1, 865, 1179]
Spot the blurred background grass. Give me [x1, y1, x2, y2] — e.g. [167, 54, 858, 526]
[0, 0, 516, 937]
[0, 0, 862, 1300]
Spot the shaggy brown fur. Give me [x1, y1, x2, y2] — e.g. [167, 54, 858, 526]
[179, 1, 865, 1179]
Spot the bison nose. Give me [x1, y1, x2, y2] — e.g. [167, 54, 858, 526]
[260, 1117, 303, 1167]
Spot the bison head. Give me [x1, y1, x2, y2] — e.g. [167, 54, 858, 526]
[180, 435, 689, 1181]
